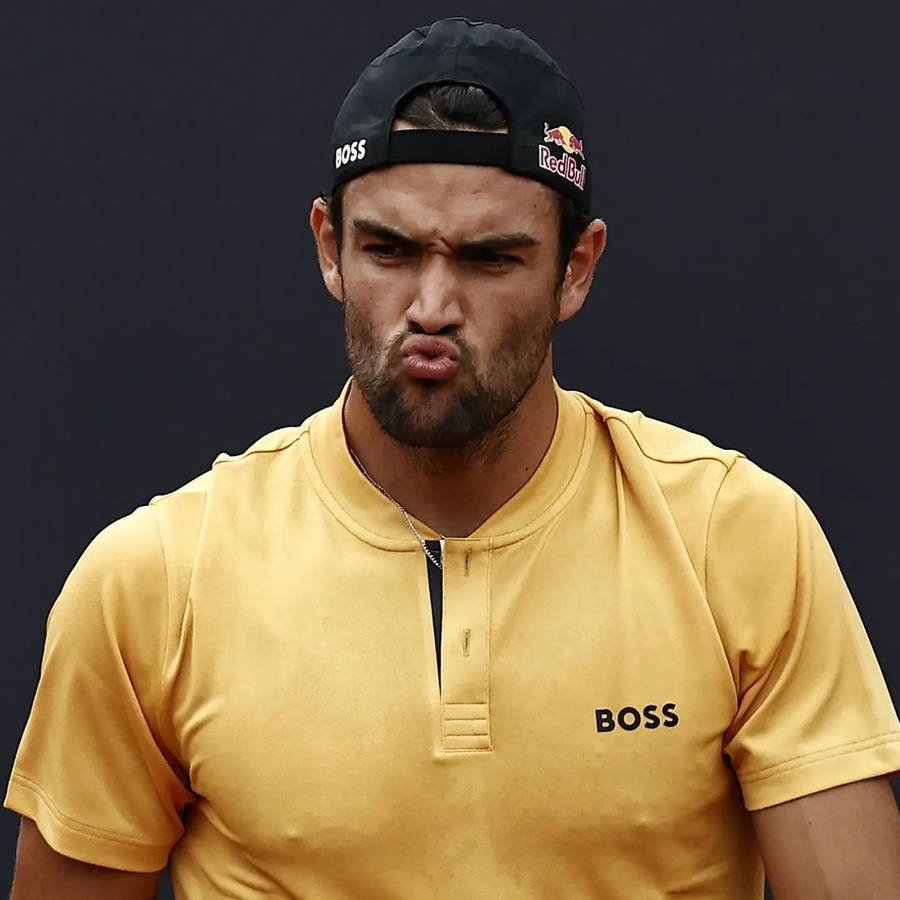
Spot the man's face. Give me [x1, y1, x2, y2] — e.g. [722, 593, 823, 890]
[336, 162, 563, 451]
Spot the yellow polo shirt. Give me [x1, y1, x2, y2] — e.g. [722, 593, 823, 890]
[7, 382, 900, 898]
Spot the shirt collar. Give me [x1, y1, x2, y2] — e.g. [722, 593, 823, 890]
[303, 378, 594, 547]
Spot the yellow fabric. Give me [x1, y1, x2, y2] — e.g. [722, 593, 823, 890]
[6, 382, 900, 898]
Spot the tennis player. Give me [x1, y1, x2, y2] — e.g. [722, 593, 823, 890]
[7, 18, 900, 899]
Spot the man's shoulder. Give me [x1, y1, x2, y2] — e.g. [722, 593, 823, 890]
[573, 391, 794, 506]
[209, 423, 310, 470]
[147, 413, 322, 508]
[571, 390, 743, 470]
[146, 404, 336, 535]
[568, 390, 800, 578]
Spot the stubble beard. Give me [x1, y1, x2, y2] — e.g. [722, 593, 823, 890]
[342, 291, 559, 467]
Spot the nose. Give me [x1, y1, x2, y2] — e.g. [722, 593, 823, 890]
[406, 255, 464, 334]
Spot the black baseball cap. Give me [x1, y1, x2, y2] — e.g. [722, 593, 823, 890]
[329, 18, 591, 214]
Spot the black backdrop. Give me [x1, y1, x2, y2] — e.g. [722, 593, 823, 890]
[3, 2, 898, 896]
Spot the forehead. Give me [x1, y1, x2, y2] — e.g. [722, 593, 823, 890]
[342, 163, 558, 241]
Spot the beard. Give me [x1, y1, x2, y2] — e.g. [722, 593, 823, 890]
[342, 289, 559, 457]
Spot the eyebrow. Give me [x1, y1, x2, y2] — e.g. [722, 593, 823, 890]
[460, 233, 539, 254]
[351, 217, 539, 254]
[351, 219, 418, 249]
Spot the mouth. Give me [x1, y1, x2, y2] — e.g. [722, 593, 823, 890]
[400, 336, 461, 382]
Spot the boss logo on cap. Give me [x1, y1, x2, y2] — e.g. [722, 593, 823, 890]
[538, 122, 586, 190]
[335, 139, 367, 169]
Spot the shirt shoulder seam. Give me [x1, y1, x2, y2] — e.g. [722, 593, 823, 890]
[601, 411, 738, 469]
[211, 424, 310, 468]
[148, 503, 173, 746]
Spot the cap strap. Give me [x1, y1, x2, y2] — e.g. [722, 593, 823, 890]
[388, 130, 509, 167]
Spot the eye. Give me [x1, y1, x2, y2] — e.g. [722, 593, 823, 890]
[467, 249, 520, 268]
[362, 242, 412, 260]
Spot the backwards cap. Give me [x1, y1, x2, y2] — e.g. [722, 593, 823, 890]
[329, 18, 591, 214]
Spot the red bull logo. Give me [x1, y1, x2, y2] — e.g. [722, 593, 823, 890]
[539, 122, 586, 191]
[543, 123, 585, 158]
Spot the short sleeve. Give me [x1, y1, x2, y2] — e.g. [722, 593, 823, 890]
[706, 457, 900, 811]
[4, 505, 194, 871]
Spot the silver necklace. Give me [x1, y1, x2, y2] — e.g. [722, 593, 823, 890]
[348, 447, 445, 570]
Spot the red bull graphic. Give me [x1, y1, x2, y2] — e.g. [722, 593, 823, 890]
[543, 123, 585, 158]
[539, 122, 586, 190]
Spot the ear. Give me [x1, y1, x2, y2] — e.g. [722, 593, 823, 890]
[310, 197, 344, 302]
[558, 218, 607, 322]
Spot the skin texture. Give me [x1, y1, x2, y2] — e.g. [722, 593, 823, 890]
[342, 272, 557, 462]
[751, 776, 900, 899]
[310, 160, 606, 536]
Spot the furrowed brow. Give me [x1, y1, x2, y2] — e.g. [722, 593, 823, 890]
[351, 218, 419, 249]
[458, 233, 539, 254]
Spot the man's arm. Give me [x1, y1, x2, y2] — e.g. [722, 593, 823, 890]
[751, 775, 900, 899]
[10, 817, 163, 900]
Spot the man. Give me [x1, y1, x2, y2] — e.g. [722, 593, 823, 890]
[6, 17, 900, 899]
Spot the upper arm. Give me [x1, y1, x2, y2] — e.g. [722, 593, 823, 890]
[4, 506, 193, 870]
[707, 462, 900, 808]
[11, 817, 163, 900]
[751, 776, 900, 899]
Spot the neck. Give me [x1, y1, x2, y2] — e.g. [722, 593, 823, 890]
[342, 362, 559, 538]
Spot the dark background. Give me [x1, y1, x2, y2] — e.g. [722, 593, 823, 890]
[3, 2, 898, 896]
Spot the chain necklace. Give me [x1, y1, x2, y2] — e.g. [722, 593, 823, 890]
[348, 447, 445, 570]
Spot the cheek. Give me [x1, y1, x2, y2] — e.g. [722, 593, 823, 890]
[341, 262, 415, 316]
[476, 289, 559, 362]
[464, 308, 528, 366]
[482, 273, 557, 325]
[342, 263, 413, 330]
